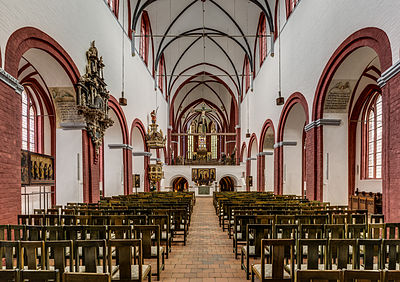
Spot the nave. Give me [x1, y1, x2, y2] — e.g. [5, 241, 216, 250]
[4, 191, 400, 281]
[2, 1, 400, 281]
[162, 197, 246, 281]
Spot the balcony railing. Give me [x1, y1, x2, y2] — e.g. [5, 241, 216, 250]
[21, 186, 53, 215]
[171, 156, 237, 166]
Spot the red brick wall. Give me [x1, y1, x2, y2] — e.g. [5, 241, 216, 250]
[382, 73, 400, 222]
[303, 125, 326, 202]
[0, 81, 22, 224]
[274, 146, 282, 195]
[258, 155, 265, 192]
[124, 148, 132, 194]
[82, 131, 100, 203]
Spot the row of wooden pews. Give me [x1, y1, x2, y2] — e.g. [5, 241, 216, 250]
[0, 192, 195, 281]
[214, 191, 400, 281]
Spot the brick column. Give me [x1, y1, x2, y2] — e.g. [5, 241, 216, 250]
[166, 128, 171, 165]
[274, 146, 282, 195]
[258, 155, 265, 192]
[124, 148, 132, 194]
[236, 127, 241, 165]
[144, 155, 150, 192]
[246, 159, 250, 191]
[0, 69, 23, 224]
[82, 131, 100, 203]
[380, 69, 400, 222]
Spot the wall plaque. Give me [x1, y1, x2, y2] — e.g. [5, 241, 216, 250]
[49, 87, 85, 128]
[324, 81, 354, 113]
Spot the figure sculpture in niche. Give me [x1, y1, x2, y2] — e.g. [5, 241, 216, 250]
[210, 122, 216, 133]
[43, 164, 48, 179]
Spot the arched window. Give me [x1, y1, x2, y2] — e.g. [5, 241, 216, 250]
[286, 0, 301, 18]
[258, 14, 267, 66]
[158, 55, 165, 94]
[139, 12, 150, 66]
[21, 90, 37, 152]
[211, 122, 217, 160]
[107, 0, 119, 17]
[363, 94, 382, 179]
[188, 121, 195, 160]
[244, 56, 250, 93]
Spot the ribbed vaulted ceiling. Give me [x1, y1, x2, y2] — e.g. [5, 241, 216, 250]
[130, 0, 274, 131]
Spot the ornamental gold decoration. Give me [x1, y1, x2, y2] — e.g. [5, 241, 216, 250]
[146, 110, 166, 149]
[75, 41, 114, 155]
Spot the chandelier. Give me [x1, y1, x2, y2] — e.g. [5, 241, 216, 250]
[145, 110, 166, 149]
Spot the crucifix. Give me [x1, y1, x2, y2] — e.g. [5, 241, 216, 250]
[195, 104, 213, 134]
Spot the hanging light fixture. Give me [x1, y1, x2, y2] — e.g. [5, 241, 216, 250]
[276, 2, 284, 106]
[276, 91, 284, 106]
[119, 0, 127, 106]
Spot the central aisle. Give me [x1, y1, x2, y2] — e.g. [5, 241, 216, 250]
[162, 197, 247, 281]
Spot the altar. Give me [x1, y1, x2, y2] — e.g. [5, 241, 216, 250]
[189, 185, 215, 197]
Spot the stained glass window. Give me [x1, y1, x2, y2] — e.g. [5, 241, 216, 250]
[365, 94, 382, 179]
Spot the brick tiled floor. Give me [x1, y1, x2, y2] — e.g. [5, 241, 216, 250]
[161, 197, 250, 282]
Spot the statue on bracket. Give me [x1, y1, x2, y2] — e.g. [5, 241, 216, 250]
[75, 41, 114, 156]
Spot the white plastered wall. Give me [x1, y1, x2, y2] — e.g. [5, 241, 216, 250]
[263, 128, 275, 192]
[55, 129, 83, 206]
[240, 0, 400, 198]
[282, 103, 305, 196]
[0, 0, 399, 200]
[250, 140, 258, 191]
[241, 0, 400, 145]
[0, 0, 168, 202]
[132, 127, 145, 193]
[103, 110, 124, 197]
[322, 113, 348, 205]
[162, 165, 246, 193]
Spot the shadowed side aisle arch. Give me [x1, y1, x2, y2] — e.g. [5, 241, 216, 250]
[130, 118, 150, 192]
[309, 28, 392, 212]
[219, 176, 235, 192]
[258, 119, 275, 192]
[105, 96, 130, 195]
[2, 27, 86, 222]
[246, 134, 258, 191]
[172, 177, 189, 192]
[276, 92, 309, 196]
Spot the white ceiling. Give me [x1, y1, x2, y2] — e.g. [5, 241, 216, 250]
[130, 0, 274, 130]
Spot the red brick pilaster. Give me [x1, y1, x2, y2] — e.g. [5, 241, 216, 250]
[166, 128, 171, 165]
[0, 80, 21, 224]
[236, 127, 241, 165]
[274, 146, 282, 195]
[245, 159, 250, 191]
[304, 126, 324, 201]
[257, 155, 265, 192]
[304, 127, 316, 200]
[124, 148, 132, 194]
[82, 131, 100, 203]
[144, 156, 150, 192]
[381, 73, 400, 222]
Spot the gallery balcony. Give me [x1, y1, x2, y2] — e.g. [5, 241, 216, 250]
[170, 156, 238, 166]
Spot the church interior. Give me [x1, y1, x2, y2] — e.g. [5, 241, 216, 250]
[0, 0, 400, 281]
